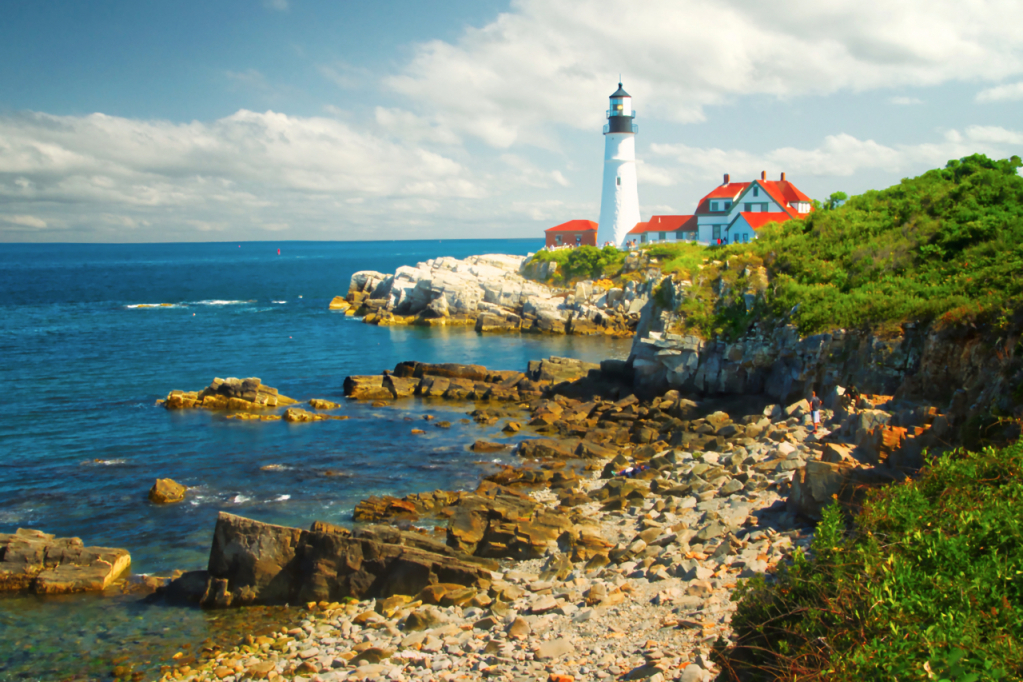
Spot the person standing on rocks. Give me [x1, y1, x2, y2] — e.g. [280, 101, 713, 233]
[810, 390, 823, 433]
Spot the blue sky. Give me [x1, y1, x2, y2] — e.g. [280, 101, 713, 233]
[1, 0, 1021, 242]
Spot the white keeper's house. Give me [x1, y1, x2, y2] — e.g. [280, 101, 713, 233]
[627, 171, 814, 246]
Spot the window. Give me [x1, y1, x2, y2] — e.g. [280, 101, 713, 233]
[753, 187, 759, 197]
[712, 225, 721, 240]
[659, 232, 666, 241]
[761, 203, 769, 212]
[616, 177, 621, 186]
[743, 233, 750, 243]
[744, 203, 752, 212]
[575, 234, 581, 245]
[710, 201, 718, 211]
[723, 201, 731, 210]
[555, 235, 562, 245]
[640, 234, 647, 243]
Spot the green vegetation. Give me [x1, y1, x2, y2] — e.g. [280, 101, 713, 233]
[528, 244, 626, 283]
[715, 440, 1023, 681]
[648, 154, 1023, 339]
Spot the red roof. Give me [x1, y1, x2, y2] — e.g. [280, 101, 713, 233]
[545, 219, 597, 233]
[695, 183, 749, 214]
[627, 215, 698, 235]
[696, 178, 814, 217]
[734, 212, 794, 230]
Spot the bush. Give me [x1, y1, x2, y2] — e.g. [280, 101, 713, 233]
[716, 441, 1023, 681]
[526, 245, 625, 283]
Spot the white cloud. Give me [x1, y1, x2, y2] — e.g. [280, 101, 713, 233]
[2, 214, 47, 229]
[263, 0, 288, 11]
[890, 96, 923, 105]
[0, 109, 493, 241]
[649, 126, 1023, 181]
[976, 81, 1023, 102]
[385, 0, 1023, 148]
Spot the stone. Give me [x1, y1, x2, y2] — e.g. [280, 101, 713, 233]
[679, 664, 706, 682]
[530, 594, 559, 613]
[309, 399, 341, 410]
[161, 512, 491, 607]
[821, 443, 855, 463]
[471, 440, 510, 453]
[507, 616, 531, 639]
[0, 529, 131, 594]
[328, 296, 351, 311]
[342, 376, 394, 401]
[350, 647, 395, 665]
[535, 638, 574, 660]
[148, 478, 187, 504]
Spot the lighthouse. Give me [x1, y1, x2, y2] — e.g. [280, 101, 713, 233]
[596, 82, 640, 248]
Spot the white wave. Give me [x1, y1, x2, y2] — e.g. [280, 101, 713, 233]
[274, 494, 291, 502]
[191, 300, 250, 306]
[124, 303, 182, 309]
[230, 494, 251, 504]
[260, 464, 293, 471]
[82, 458, 126, 466]
[272, 300, 287, 304]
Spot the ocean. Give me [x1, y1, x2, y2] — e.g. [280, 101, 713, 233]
[0, 240, 630, 680]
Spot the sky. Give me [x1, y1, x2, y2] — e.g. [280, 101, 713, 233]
[0, 0, 1021, 243]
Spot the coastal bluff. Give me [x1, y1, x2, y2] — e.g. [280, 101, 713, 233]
[0, 528, 130, 594]
[340, 253, 644, 336]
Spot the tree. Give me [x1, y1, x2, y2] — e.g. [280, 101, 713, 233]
[825, 191, 848, 210]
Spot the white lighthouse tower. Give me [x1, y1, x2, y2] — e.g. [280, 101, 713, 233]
[596, 82, 640, 248]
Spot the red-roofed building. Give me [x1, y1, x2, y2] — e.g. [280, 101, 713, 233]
[695, 172, 813, 245]
[545, 172, 811, 248]
[626, 215, 698, 244]
[544, 219, 598, 248]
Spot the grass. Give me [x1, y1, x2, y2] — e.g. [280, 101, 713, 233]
[715, 439, 1023, 681]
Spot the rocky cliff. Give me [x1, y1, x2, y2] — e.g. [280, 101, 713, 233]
[628, 273, 1022, 443]
[341, 254, 647, 336]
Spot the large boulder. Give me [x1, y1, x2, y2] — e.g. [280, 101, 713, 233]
[0, 529, 130, 594]
[148, 478, 187, 504]
[164, 513, 492, 608]
[343, 375, 394, 400]
[160, 377, 297, 411]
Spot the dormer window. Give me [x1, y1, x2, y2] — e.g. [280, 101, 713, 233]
[723, 201, 731, 210]
[753, 187, 759, 197]
[711, 201, 718, 211]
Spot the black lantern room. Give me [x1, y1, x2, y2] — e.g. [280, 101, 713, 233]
[605, 82, 636, 134]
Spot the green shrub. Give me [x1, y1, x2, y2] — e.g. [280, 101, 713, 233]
[716, 441, 1023, 681]
[526, 245, 625, 284]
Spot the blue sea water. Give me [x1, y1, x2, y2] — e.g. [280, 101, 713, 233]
[0, 240, 630, 680]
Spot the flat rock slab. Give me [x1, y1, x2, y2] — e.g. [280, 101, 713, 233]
[0, 528, 131, 594]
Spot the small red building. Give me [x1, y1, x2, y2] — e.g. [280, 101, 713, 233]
[544, 219, 598, 248]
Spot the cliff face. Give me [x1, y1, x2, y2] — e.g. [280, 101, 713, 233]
[629, 276, 1021, 434]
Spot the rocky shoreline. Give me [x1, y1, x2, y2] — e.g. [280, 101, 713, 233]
[131, 352, 951, 682]
[337, 254, 650, 337]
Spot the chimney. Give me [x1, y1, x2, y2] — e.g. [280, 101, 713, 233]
[760, 170, 766, 180]
[780, 172, 786, 181]
[723, 173, 730, 185]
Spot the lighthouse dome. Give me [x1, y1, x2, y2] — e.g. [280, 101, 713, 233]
[610, 82, 630, 98]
